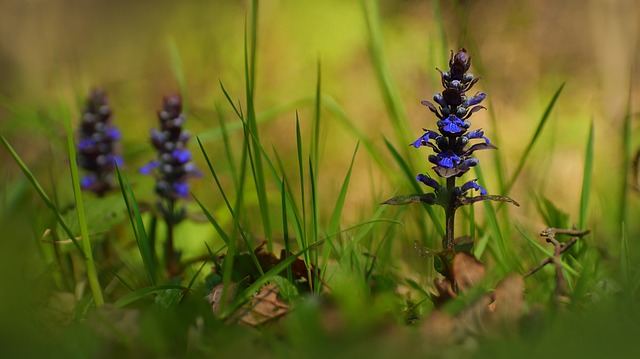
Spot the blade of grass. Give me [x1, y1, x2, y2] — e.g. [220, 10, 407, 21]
[114, 284, 190, 308]
[577, 119, 594, 254]
[360, 0, 412, 150]
[115, 165, 156, 285]
[619, 77, 632, 232]
[62, 101, 104, 306]
[281, 178, 293, 283]
[196, 137, 263, 277]
[0, 134, 83, 253]
[309, 158, 320, 292]
[243, 2, 272, 249]
[168, 40, 188, 113]
[505, 83, 565, 194]
[384, 137, 444, 236]
[193, 195, 230, 246]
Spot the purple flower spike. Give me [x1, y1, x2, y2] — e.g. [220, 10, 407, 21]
[143, 94, 201, 201]
[76, 89, 123, 196]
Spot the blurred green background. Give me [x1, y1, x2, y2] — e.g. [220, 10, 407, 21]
[1, 0, 640, 356]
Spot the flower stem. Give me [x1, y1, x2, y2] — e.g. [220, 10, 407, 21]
[444, 176, 456, 250]
[165, 199, 179, 278]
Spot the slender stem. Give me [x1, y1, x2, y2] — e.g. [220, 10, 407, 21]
[444, 176, 456, 250]
[165, 199, 179, 278]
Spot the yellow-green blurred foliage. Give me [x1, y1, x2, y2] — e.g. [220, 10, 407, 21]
[1, 0, 639, 265]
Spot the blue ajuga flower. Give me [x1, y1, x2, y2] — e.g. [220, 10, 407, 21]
[140, 94, 201, 201]
[77, 89, 123, 196]
[414, 48, 495, 182]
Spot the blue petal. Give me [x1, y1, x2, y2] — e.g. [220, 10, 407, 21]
[411, 130, 439, 148]
[140, 161, 160, 175]
[465, 93, 486, 106]
[81, 174, 97, 189]
[437, 151, 460, 168]
[461, 179, 487, 195]
[173, 182, 190, 197]
[466, 129, 491, 144]
[78, 138, 96, 150]
[417, 174, 440, 189]
[106, 127, 121, 141]
[440, 115, 465, 134]
[172, 148, 191, 164]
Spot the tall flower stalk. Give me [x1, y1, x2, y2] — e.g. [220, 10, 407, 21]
[141, 94, 201, 278]
[77, 89, 122, 196]
[384, 49, 517, 287]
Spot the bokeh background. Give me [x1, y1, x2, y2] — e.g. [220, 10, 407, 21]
[1, 0, 639, 329]
[1, 0, 640, 356]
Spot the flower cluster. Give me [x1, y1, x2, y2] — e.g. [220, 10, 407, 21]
[77, 89, 122, 197]
[412, 48, 495, 196]
[140, 94, 201, 201]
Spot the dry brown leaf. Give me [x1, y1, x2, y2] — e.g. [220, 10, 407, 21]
[490, 274, 525, 326]
[420, 310, 456, 345]
[453, 252, 486, 292]
[206, 281, 238, 317]
[234, 284, 289, 327]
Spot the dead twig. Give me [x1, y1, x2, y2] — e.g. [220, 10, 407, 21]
[524, 228, 590, 278]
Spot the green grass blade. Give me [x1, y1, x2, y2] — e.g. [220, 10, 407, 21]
[281, 178, 293, 283]
[296, 114, 308, 240]
[311, 61, 322, 173]
[321, 95, 391, 174]
[0, 134, 83, 253]
[114, 284, 190, 308]
[619, 77, 632, 232]
[242, 2, 272, 248]
[384, 137, 444, 236]
[578, 120, 594, 230]
[196, 137, 264, 276]
[505, 83, 565, 193]
[621, 222, 630, 287]
[309, 157, 320, 292]
[223, 241, 318, 318]
[360, 0, 411, 150]
[115, 165, 156, 285]
[63, 102, 104, 306]
[327, 142, 360, 237]
[474, 165, 512, 271]
[193, 195, 230, 246]
[168, 40, 188, 113]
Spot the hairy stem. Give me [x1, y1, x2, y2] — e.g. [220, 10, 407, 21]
[444, 176, 456, 250]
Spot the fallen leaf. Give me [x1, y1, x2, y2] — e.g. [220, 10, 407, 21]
[453, 253, 486, 292]
[206, 281, 238, 317]
[233, 284, 289, 327]
[490, 274, 525, 326]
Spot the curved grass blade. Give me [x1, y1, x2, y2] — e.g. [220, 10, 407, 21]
[0, 134, 83, 253]
[63, 103, 104, 306]
[578, 120, 594, 230]
[505, 83, 565, 193]
[114, 284, 191, 308]
[115, 165, 156, 285]
[384, 137, 444, 236]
